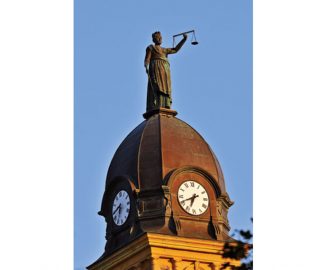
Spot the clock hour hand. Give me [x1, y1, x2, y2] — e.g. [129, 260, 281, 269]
[190, 194, 199, 207]
[191, 194, 199, 207]
[113, 204, 121, 215]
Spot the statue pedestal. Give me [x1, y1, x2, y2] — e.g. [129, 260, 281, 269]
[143, 107, 178, 120]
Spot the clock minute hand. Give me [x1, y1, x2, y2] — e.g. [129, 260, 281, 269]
[181, 194, 199, 204]
[180, 196, 195, 204]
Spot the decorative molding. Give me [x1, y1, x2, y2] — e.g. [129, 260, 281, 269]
[87, 233, 240, 270]
[162, 185, 172, 216]
[143, 107, 178, 119]
[210, 220, 221, 240]
[215, 193, 234, 234]
[173, 215, 181, 233]
[218, 193, 234, 208]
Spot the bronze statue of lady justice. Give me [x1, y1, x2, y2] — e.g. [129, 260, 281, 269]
[144, 30, 198, 112]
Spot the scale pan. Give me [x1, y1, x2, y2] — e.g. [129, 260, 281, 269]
[191, 41, 199, 45]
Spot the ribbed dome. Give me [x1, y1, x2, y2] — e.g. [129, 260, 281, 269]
[96, 109, 234, 259]
[104, 109, 226, 195]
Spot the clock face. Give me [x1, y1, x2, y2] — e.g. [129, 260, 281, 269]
[112, 190, 130, 226]
[177, 180, 209, 216]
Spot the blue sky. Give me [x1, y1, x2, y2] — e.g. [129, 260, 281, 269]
[75, 0, 252, 269]
[2, 1, 327, 270]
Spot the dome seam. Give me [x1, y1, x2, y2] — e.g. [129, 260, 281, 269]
[175, 117, 224, 190]
[136, 119, 148, 189]
[158, 114, 164, 182]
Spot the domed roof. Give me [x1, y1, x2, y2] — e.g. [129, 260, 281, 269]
[104, 108, 226, 194]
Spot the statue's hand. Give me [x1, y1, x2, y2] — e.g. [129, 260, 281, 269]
[145, 65, 149, 74]
[183, 33, 188, 39]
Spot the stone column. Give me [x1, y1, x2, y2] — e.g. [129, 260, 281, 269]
[171, 258, 183, 270]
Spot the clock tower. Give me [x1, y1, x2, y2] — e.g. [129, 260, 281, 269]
[87, 108, 239, 270]
[87, 31, 240, 270]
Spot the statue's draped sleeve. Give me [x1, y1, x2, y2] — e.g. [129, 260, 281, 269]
[164, 48, 178, 54]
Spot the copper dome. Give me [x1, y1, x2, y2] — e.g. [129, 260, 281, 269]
[104, 108, 226, 196]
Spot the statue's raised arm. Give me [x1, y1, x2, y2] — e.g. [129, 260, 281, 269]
[144, 31, 188, 112]
[166, 33, 188, 54]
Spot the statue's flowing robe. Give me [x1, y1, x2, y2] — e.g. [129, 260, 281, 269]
[145, 45, 177, 111]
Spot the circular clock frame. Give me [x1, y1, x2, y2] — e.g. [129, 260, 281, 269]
[111, 189, 131, 226]
[177, 180, 209, 216]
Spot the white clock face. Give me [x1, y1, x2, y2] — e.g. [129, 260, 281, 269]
[178, 180, 209, 216]
[112, 190, 130, 226]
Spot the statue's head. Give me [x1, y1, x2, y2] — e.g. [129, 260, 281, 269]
[152, 31, 162, 45]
